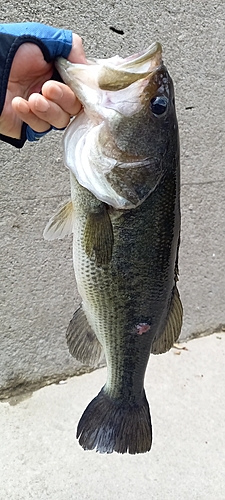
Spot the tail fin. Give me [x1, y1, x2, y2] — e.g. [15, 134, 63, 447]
[77, 388, 152, 454]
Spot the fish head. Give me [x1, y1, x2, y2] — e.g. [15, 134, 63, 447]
[55, 44, 179, 209]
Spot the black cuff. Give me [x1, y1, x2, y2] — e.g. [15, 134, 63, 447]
[0, 122, 27, 148]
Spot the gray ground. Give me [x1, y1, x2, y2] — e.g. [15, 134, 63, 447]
[1, 333, 225, 500]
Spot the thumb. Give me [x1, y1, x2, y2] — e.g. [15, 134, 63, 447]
[68, 34, 87, 64]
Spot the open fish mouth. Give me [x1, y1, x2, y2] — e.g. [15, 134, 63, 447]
[55, 42, 162, 92]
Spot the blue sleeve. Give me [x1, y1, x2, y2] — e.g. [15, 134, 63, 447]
[0, 22, 73, 60]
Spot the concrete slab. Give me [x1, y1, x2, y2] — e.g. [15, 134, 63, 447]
[1, 333, 224, 500]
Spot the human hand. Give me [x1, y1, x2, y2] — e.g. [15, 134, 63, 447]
[0, 24, 86, 141]
[11, 35, 86, 139]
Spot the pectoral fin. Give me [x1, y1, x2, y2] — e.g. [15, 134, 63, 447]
[84, 204, 114, 267]
[43, 201, 74, 240]
[152, 286, 183, 354]
[66, 305, 104, 367]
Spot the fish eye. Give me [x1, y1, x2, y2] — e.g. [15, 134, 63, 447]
[150, 96, 168, 116]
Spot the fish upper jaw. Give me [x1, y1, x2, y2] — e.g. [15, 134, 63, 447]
[90, 41, 162, 73]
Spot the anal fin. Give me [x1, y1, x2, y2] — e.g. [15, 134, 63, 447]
[66, 305, 104, 367]
[152, 285, 183, 354]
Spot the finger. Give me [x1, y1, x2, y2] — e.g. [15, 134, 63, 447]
[28, 93, 71, 129]
[12, 97, 52, 133]
[68, 34, 87, 64]
[41, 80, 82, 116]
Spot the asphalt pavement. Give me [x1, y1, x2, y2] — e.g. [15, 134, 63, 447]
[1, 332, 224, 500]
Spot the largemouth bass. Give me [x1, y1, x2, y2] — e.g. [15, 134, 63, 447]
[44, 42, 183, 454]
